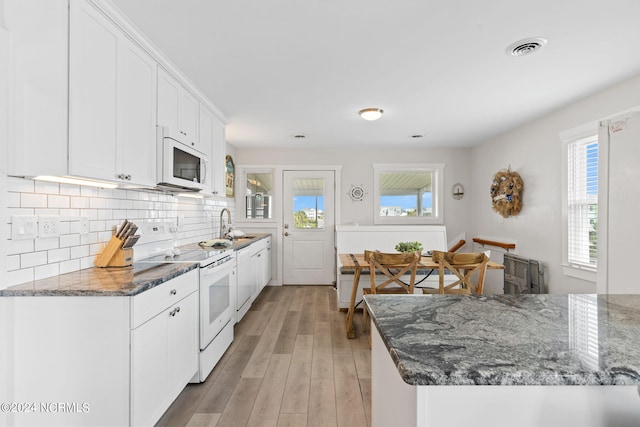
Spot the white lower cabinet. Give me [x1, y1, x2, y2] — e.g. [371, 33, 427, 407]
[235, 246, 255, 322]
[236, 238, 272, 322]
[0, 269, 198, 427]
[131, 270, 198, 426]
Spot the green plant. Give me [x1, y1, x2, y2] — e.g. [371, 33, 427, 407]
[395, 241, 424, 253]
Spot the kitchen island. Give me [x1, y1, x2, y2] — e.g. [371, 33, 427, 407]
[365, 294, 640, 427]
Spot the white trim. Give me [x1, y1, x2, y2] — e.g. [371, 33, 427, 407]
[372, 163, 445, 225]
[562, 264, 597, 283]
[0, 26, 8, 289]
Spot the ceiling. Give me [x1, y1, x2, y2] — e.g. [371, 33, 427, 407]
[111, 0, 640, 149]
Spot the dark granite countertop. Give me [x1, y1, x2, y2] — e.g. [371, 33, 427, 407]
[0, 262, 198, 297]
[0, 234, 271, 297]
[364, 294, 640, 386]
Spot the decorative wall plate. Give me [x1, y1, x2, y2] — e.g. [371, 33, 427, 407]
[452, 183, 464, 200]
[490, 168, 523, 218]
[348, 184, 365, 202]
[225, 155, 235, 198]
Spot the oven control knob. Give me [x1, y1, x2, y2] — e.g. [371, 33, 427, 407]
[164, 250, 174, 257]
[173, 247, 181, 256]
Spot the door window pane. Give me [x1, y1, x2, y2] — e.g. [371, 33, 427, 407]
[293, 178, 324, 229]
[245, 172, 272, 219]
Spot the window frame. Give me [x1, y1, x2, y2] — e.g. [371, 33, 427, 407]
[561, 128, 598, 282]
[372, 163, 444, 225]
[238, 167, 276, 222]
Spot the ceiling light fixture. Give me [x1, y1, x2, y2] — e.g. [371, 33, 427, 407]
[506, 37, 547, 57]
[358, 108, 384, 121]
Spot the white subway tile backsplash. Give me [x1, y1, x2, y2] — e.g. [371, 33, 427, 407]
[80, 186, 98, 197]
[21, 251, 48, 268]
[20, 193, 47, 208]
[34, 263, 59, 281]
[7, 255, 20, 271]
[97, 209, 113, 220]
[8, 239, 35, 256]
[89, 197, 106, 209]
[60, 184, 81, 196]
[5, 177, 234, 286]
[35, 238, 59, 252]
[70, 196, 90, 209]
[7, 176, 35, 193]
[48, 248, 70, 263]
[34, 180, 60, 195]
[6, 192, 20, 208]
[59, 234, 81, 248]
[60, 259, 80, 274]
[48, 194, 70, 208]
[7, 269, 34, 287]
[70, 245, 89, 259]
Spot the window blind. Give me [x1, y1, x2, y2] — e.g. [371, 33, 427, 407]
[567, 135, 598, 268]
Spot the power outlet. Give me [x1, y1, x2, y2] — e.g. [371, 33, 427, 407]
[79, 217, 90, 235]
[38, 216, 61, 238]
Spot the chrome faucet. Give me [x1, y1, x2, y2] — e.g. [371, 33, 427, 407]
[220, 208, 232, 239]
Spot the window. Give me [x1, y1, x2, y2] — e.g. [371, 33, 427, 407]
[567, 135, 598, 270]
[373, 163, 444, 224]
[244, 170, 273, 219]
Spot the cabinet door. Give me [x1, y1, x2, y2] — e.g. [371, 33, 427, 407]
[179, 90, 199, 149]
[211, 118, 227, 196]
[168, 292, 198, 400]
[68, 1, 118, 181]
[157, 67, 180, 132]
[157, 67, 199, 149]
[199, 104, 215, 193]
[131, 309, 168, 427]
[117, 37, 157, 186]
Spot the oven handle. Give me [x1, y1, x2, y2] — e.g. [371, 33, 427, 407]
[201, 259, 235, 275]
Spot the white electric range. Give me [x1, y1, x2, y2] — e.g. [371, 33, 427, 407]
[135, 222, 235, 383]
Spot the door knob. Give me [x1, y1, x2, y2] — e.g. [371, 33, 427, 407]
[284, 232, 289, 236]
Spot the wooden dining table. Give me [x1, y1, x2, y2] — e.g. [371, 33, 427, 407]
[340, 253, 504, 339]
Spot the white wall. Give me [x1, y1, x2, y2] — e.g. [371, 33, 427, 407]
[235, 146, 473, 247]
[470, 73, 640, 294]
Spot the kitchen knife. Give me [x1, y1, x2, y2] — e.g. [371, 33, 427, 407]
[115, 219, 128, 239]
[127, 224, 138, 239]
[122, 235, 140, 248]
[119, 222, 132, 240]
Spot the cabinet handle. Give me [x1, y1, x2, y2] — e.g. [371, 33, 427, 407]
[125, 174, 132, 181]
[118, 173, 125, 180]
[169, 306, 181, 317]
[170, 289, 177, 295]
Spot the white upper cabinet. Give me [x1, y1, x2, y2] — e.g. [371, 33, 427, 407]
[68, 1, 157, 186]
[158, 68, 200, 151]
[6, 0, 227, 185]
[199, 103, 226, 196]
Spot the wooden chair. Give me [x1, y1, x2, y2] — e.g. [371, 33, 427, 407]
[422, 251, 489, 295]
[362, 250, 421, 332]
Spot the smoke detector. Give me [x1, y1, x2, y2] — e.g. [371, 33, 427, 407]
[506, 37, 547, 57]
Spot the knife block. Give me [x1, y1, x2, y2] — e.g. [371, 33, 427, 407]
[94, 236, 133, 267]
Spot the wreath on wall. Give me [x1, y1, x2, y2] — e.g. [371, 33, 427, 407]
[490, 168, 523, 218]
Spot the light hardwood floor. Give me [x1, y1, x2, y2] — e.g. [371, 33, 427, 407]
[156, 285, 371, 427]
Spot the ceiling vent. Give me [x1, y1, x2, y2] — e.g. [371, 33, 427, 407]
[506, 37, 547, 57]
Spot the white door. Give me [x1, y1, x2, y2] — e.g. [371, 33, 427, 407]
[283, 170, 335, 285]
[598, 111, 640, 293]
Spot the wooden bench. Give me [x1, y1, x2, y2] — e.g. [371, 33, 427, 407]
[335, 225, 453, 309]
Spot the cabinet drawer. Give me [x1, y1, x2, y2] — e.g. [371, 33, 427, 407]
[131, 269, 198, 328]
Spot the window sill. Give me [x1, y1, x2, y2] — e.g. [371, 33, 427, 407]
[562, 264, 597, 283]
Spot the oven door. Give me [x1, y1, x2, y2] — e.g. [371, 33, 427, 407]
[199, 258, 235, 348]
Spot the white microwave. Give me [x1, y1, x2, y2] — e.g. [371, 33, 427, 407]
[157, 127, 208, 191]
